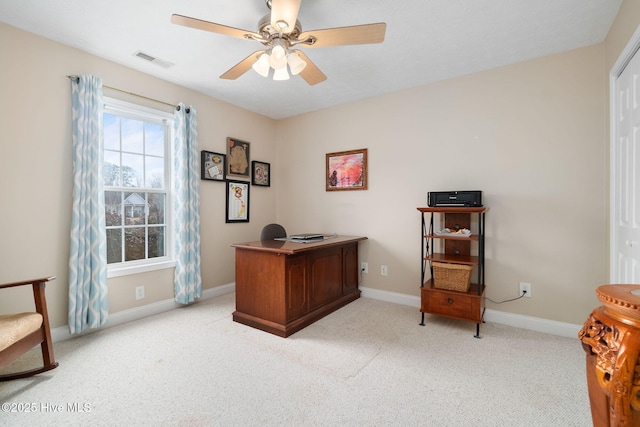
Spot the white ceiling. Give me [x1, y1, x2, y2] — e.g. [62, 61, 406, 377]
[0, 0, 623, 119]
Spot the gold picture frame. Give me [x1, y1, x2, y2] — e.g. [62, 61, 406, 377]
[326, 148, 368, 191]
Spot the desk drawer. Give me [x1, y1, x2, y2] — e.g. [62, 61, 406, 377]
[421, 287, 483, 322]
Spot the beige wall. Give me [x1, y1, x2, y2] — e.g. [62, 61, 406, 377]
[2, 0, 640, 331]
[0, 22, 277, 328]
[276, 44, 607, 325]
[605, 0, 640, 70]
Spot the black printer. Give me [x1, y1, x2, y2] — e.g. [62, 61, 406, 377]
[427, 191, 482, 207]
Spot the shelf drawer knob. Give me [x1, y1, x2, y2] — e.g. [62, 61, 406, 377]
[447, 297, 454, 304]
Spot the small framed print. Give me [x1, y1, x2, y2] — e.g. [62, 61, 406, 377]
[201, 151, 226, 181]
[251, 161, 270, 187]
[226, 180, 250, 223]
[326, 148, 368, 191]
[227, 137, 250, 177]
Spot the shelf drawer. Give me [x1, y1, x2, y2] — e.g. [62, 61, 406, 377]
[421, 285, 484, 323]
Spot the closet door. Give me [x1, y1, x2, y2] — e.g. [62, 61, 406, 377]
[613, 48, 640, 283]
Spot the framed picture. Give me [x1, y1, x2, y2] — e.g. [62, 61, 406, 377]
[201, 151, 226, 181]
[251, 161, 270, 187]
[225, 180, 250, 223]
[326, 148, 368, 191]
[227, 137, 250, 178]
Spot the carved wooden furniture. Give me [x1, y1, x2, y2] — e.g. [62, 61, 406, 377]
[231, 235, 366, 337]
[0, 276, 58, 381]
[418, 207, 486, 337]
[579, 284, 640, 426]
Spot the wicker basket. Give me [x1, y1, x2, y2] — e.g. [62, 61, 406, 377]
[432, 262, 472, 292]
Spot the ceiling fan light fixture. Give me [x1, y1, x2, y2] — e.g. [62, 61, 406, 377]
[273, 67, 290, 81]
[287, 51, 306, 75]
[252, 53, 270, 77]
[269, 44, 287, 69]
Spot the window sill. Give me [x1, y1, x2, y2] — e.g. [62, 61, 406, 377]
[107, 259, 176, 278]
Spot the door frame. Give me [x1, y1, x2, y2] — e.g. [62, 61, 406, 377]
[610, 24, 640, 282]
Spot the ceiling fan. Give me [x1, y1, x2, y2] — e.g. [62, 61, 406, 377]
[171, 0, 386, 85]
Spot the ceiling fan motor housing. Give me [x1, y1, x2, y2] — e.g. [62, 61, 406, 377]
[257, 14, 302, 41]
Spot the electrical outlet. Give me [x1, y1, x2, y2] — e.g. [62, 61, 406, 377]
[361, 262, 368, 273]
[519, 282, 531, 298]
[381, 265, 388, 276]
[135, 286, 145, 300]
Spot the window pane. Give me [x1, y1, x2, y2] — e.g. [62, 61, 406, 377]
[121, 153, 143, 187]
[148, 226, 165, 258]
[104, 113, 120, 151]
[104, 100, 172, 270]
[124, 192, 146, 226]
[121, 117, 144, 154]
[125, 227, 145, 261]
[105, 191, 122, 226]
[106, 228, 122, 264]
[145, 122, 164, 156]
[145, 156, 165, 189]
[148, 193, 165, 225]
[104, 151, 121, 186]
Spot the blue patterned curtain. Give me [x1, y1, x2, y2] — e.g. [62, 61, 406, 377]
[173, 104, 202, 304]
[68, 75, 108, 334]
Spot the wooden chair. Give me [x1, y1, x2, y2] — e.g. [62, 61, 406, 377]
[0, 276, 58, 381]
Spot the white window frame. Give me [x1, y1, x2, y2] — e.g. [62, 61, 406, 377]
[103, 97, 175, 278]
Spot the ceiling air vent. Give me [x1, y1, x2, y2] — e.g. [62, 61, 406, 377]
[133, 51, 174, 69]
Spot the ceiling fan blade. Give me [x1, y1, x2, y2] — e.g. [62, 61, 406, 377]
[298, 23, 386, 48]
[220, 51, 266, 80]
[295, 51, 327, 86]
[270, 0, 301, 34]
[171, 14, 261, 40]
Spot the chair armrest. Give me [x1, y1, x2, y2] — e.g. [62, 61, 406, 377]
[0, 275, 58, 379]
[0, 276, 56, 290]
[0, 276, 56, 318]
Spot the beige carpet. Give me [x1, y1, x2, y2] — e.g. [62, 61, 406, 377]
[0, 293, 591, 426]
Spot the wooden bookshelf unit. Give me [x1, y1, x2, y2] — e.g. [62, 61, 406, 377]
[417, 206, 487, 337]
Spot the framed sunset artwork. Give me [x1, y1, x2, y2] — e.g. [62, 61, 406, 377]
[326, 148, 368, 191]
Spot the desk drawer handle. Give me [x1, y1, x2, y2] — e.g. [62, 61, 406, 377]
[447, 298, 454, 304]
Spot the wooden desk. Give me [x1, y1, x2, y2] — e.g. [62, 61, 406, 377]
[231, 235, 367, 337]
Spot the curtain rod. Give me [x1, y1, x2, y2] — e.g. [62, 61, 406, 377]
[67, 75, 177, 109]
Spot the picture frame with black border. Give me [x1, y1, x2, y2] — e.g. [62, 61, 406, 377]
[201, 150, 226, 181]
[225, 180, 250, 223]
[251, 161, 270, 187]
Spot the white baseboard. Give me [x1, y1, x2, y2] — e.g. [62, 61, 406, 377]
[360, 286, 422, 307]
[52, 283, 581, 342]
[482, 309, 582, 339]
[359, 286, 582, 339]
[51, 283, 236, 343]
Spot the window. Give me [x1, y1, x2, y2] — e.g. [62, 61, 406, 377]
[103, 98, 174, 276]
